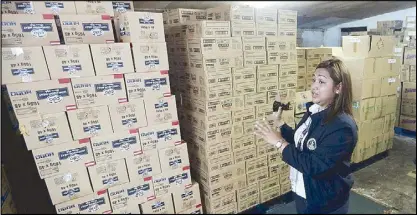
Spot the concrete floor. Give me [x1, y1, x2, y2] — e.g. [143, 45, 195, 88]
[352, 135, 416, 214]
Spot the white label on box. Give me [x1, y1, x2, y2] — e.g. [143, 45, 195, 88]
[394, 48, 403, 53]
[388, 78, 396, 83]
[349, 38, 361, 43]
[388, 59, 397, 64]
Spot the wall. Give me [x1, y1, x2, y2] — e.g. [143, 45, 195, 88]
[324, 7, 416, 47]
[299, 29, 325, 47]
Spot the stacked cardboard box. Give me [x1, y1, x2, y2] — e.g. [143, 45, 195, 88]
[1, 165, 17, 214]
[1, 7, 202, 214]
[164, 6, 297, 214]
[340, 35, 401, 163]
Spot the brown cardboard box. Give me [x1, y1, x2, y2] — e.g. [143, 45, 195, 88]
[244, 51, 267, 66]
[401, 98, 417, 117]
[1, 1, 37, 14]
[381, 95, 397, 116]
[352, 78, 381, 100]
[87, 158, 130, 192]
[256, 22, 277, 36]
[278, 10, 297, 25]
[237, 183, 259, 202]
[255, 104, 273, 119]
[188, 52, 244, 72]
[32, 139, 95, 179]
[72, 74, 127, 108]
[259, 175, 280, 192]
[45, 166, 93, 205]
[187, 37, 242, 55]
[237, 195, 260, 213]
[75, 1, 113, 16]
[257, 142, 278, 157]
[280, 181, 291, 194]
[280, 171, 290, 184]
[2, 14, 60, 47]
[374, 97, 383, 119]
[191, 150, 234, 173]
[125, 71, 171, 100]
[118, 12, 165, 43]
[31, 1, 77, 15]
[172, 181, 202, 213]
[231, 21, 256, 37]
[167, 8, 206, 25]
[352, 98, 374, 122]
[18, 112, 72, 151]
[203, 192, 237, 214]
[242, 36, 266, 51]
[295, 91, 312, 114]
[158, 142, 190, 172]
[268, 152, 283, 166]
[234, 146, 257, 164]
[297, 79, 307, 92]
[6, 79, 76, 119]
[140, 194, 175, 214]
[197, 162, 246, 187]
[298, 59, 307, 75]
[231, 135, 256, 151]
[131, 42, 169, 73]
[297, 48, 306, 59]
[67, 106, 113, 140]
[342, 36, 396, 57]
[277, 23, 297, 37]
[186, 21, 231, 38]
[153, 166, 192, 197]
[260, 186, 281, 203]
[410, 66, 416, 82]
[108, 100, 148, 133]
[55, 190, 112, 214]
[189, 68, 232, 94]
[108, 177, 155, 214]
[267, 50, 297, 65]
[247, 167, 269, 185]
[343, 57, 376, 80]
[43, 44, 95, 79]
[90, 43, 134, 75]
[255, 8, 277, 24]
[200, 175, 246, 200]
[267, 89, 296, 104]
[207, 5, 255, 22]
[126, 149, 162, 181]
[59, 14, 114, 44]
[306, 58, 321, 73]
[266, 36, 296, 52]
[187, 111, 232, 131]
[279, 64, 298, 78]
[144, 95, 178, 126]
[2, 46, 50, 84]
[404, 48, 416, 65]
[112, 1, 134, 17]
[257, 80, 278, 93]
[90, 131, 142, 163]
[191, 124, 232, 144]
[138, 121, 181, 150]
[380, 76, 399, 96]
[246, 155, 268, 174]
[257, 65, 279, 82]
[244, 92, 267, 108]
[279, 76, 297, 90]
[232, 108, 256, 124]
[375, 56, 401, 76]
[269, 162, 287, 178]
[402, 82, 416, 100]
[178, 205, 203, 214]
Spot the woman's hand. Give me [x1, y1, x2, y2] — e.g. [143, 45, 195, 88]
[254, 119, 284, 146]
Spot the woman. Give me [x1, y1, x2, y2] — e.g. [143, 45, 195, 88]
[255, 58, 358, 214]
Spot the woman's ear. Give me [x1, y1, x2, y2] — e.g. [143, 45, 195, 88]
[335, 82, 342, 94]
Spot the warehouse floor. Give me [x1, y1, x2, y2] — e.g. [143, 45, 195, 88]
[263, 134, 416, 214]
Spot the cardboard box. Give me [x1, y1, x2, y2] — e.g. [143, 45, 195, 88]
[197, 162, 246, 187]
[6, 79, 76, 119]
[267, 50, 297, 65]
[352, 78, 381, 100]
[279, 64, 298, 78]
[255, 8, 277, 24]
[343, 57, 376, 80]
[231, 135, 256, 151]
[243, 51, 267, 66]
[90, 43, 134, 75]
[280, 181, 291, 194]
[244, 92, 267, 108]
[131, 42, 169, 73]
[268, 152, 283, 166]
[108, 100, 148, 132]
[399, 115, 416, 131]
[72, 74, 127, 108]
[353, 98, 376, 121]
[242, 36, 265, 51]
[380, 76, 399, 96]
[375, 57, 401, 76]
[266, 36, 297, 52]
[125, 71, 171, 100]
[246, 155, 268, 174]
[297, 48, 306, 59]
[260, 186, 281, 203]
[237, 183, 259, 203]
[232, 108, 256, 124]
[126, 149, 162, 181]
[188, 111, 232, 131]
[1, 14, 60, 47]
[158, 142, 190, 172]
[187, 37, 242, 55]
[45, 166, 93, 205]
[401, 98, 417, 117]
[139, 194, 175, 214]
[152, 166, 192, 197]
[177, 205, 203, 214]
[90, 131, 142, 163]
[59, 14, 114, 44]
[233, 145, 257, 164]
[255, 104, 273, 119]
[18, 112, 72, 150]
[191, 150, 234, 173]
[1, 1, 36, 14]
[55, 190, 112, 214]
[167, 8, 207, 25]
[277, 23, 297, 37]
[87, 158, 129, 192]
[43, 44, 95, 79]
[259, 175, 280, 192]
[231, 21, 256, 37]
[2, 46, 50, 84]
[189, 52, 243, 72]
[247, 167, 269, 185]
[32, 139, 95, 179]
[404, 48, 416, 65]
[200, 175, 246, 200]
[256, 22, 277, 37]
[295, 91, 312, 114]
[189, 67, 232, 91]
[257, 80, 278, 93]
[410, 66, 416, 82]
[306, 58, 321, 73]
[172, 181, 202, 213]
[118, 12, 165, 42]
[402, 82, 416, 100]
[203, 192, 237, 214]
[144, 95, 178, 126]
[257, 65, 279, 82]
[381, 95, 397, 116]
[74, 1, 113, 16]
[108, 177, 155, 214]
[207, 5, 255, 22]
[267, 89, 296, 104]
[278, 10, 297, 24]
[24, 1, 77, 14]
[186, 21, 231, 38]
[279, 76, 297, 90]
[138, 120, 181, 151]
[342, 36, 396, 57]
[67, 106, 113, 140]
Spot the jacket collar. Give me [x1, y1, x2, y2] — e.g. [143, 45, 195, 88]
[306, 102, 330, 126]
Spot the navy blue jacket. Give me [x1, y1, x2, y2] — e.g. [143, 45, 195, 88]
[280, 102, 358, 214]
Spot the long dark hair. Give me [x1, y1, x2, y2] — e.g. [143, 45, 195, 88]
[316, 57, 353, 123]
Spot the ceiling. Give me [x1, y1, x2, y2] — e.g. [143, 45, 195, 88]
[133, 1, 416, 29]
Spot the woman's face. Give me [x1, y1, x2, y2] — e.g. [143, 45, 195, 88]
[311, 68, 338, 107]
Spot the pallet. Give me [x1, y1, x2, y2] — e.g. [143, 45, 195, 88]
[394, 127, 416, 138]
[351, 151, 389, 173]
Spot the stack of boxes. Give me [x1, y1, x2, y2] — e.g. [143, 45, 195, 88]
[164, 5, 299, 214]
[2, 1, 202, 214]
[1, 165, 17, 214]
[340, 35, 401, 163]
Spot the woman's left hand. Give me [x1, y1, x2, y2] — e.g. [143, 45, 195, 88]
[254, 120, 283, 146]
